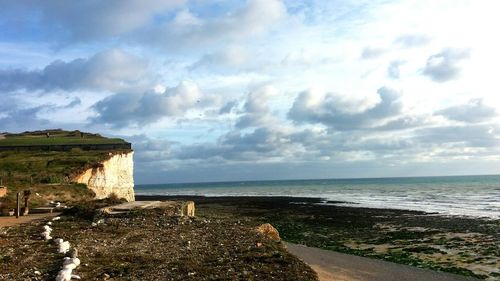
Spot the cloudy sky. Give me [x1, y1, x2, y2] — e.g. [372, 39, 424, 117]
[1, 0, 500, 183]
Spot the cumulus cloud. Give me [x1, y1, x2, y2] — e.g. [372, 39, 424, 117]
[422, 48, 470, 82]
[437, 99, 497, 123]
[0, 0, 185, 42]
[0, 49, 147, 93]
[174, 126, 297, 163]
[387, 60, 405, 79]
[190, 46, 249, 71]
[416, 124, 500, 148]
[288, 87, 403, 130]
[393, 34, 431, 48]
[145, 0, 287, 49]
[361, 47, 386, 59]
[173, 85, 297, 162]
[235, 85, 281, 129]
[91, 81, 205, 128]
[219, 101, 239, 115]
[0, 97, 51, 132]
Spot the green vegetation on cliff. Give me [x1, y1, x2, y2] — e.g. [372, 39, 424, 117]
[0, 129, 126, 146]
[0, 129, 131, 209]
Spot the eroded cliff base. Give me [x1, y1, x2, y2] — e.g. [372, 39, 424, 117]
[74, 152, 135, 202]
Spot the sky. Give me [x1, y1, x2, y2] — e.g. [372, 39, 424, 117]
[1, 0, 500, 183]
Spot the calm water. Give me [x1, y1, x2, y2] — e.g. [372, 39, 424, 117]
[135, 175, 500, 219]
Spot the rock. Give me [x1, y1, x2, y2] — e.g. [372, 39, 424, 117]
[182, 201, 195, 217]
[0, 186, 6, 198]
[74, 152, 135, 202]
[256, 223, 281, 242]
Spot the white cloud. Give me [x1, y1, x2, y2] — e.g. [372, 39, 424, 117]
[2, 0, 500, 181]
[288, 87, 406, 130]
[91, 81, 207, 128]
[437, 99, 497, 123]
[422, 48, 470, 82]
[0, 49, 148, 93]
[145, 0, 288, 50]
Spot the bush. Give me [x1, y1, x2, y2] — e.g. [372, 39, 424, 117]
[40, 175, 61, 184]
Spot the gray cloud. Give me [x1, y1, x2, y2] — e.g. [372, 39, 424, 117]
[0, 0, 185, 43]
[393, 34, 431, 48]
[437, 99, 497, 123]
[219, 101, 239, 115]
[360, 47, 386, 59]
[0, 49, 147, 93]
[144, 0, 287, 50]
[416, 124, 500, 148]
[174, 126, 295, 163]
[0, 97, 50, 132]
[63, 97, 82, 109]
[288, 87, 403, 130]
[235, 86, 281, 129]
[422, 48, 470, 82]
[91, 81, 205, 128]
[189, 47, 248, 71]
[387, 60, 405, 79]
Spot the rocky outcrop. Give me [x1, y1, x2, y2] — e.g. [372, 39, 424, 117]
[74, 152, 135, 201]
[99, 201, 195, 217]
[256, 223, 281, 242]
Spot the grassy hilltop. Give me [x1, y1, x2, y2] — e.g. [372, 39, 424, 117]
[0, 129, 126, 146]
[0, 129, 131, 209]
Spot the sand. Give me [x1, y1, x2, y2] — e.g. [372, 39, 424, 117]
[286, 243, 480, 281]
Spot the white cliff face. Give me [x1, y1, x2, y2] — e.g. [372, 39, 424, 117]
[75, 152, 135, 202]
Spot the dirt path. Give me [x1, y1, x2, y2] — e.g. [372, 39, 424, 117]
[0, 213, 60, 228]
[285, 243, 480, 281]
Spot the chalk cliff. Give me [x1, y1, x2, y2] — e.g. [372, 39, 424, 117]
[75, 152, 135, 201]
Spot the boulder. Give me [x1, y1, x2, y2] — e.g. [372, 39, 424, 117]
[182, 201, 195, 217]
[256, 223, 281, 242]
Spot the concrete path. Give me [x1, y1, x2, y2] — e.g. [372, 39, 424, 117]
[286, 243, 480, 281]
[110, 201, 165, 210]
[103, 200, 195, 217]
[0, 212, 60, 228]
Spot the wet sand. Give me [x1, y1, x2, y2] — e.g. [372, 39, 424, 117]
[137, 195, 499, 280]
[286, 243, 480, 281]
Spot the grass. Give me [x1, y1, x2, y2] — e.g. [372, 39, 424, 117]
[0, 149, 130, 209]
[0, 129, 126, 146]
[0, 130, 132, 210]
[0, 149, 117, 185]
[0, 136, 126, 146]
[0, 184, 96, 209]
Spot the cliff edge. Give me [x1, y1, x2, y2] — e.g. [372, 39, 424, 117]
[74, 152, 135, 202]
[0, 129, 135, 205]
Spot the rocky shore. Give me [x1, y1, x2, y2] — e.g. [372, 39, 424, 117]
[0, 199, 317, 281]
[136, 195, 499, 280]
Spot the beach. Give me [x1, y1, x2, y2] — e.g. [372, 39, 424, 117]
[137, 195, 499, 280]
[0, 200, 317, 281]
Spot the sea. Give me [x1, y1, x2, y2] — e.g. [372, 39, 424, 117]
[135, 175, 500, 219]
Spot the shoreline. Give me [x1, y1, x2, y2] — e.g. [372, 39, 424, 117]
[137, 194, 499, 280]
[136, 194, 498, 220]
